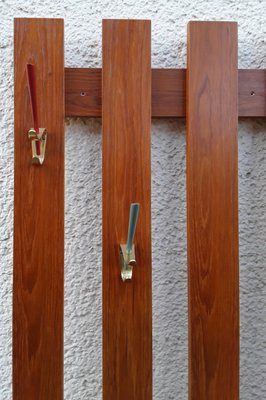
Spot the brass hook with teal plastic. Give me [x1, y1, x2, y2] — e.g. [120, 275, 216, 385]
[120, 203, 140, 281]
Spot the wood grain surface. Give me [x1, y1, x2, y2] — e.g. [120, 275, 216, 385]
[13, 18, 64, 400]
[65, 68, 266, 117]
[102, 19, 152, 400]
[187, 22, 239, 399]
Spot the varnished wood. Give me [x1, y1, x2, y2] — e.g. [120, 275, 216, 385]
[65, 68, 266, 117]
[65, 68, 101, 117]
[187, 21, 239, 399]
[102, 20, 152, 400]
[13, 18, 64, 400]
[238, 69, 266, 116]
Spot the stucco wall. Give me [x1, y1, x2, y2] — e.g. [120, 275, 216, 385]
[1, 0, 266, 399]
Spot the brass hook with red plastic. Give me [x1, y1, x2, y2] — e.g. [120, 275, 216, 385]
[26, 63, 47, 165]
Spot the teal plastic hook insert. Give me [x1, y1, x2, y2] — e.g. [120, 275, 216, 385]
[119, 203, 140, 281]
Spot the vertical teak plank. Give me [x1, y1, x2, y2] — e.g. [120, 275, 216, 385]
[187, 21, 239, 400]
[102, 20, 152, 400]
[13, 18, 64, 400]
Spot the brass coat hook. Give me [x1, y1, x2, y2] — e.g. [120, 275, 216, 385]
[119, 203, 140, 281]
[26, 63, 47, 165]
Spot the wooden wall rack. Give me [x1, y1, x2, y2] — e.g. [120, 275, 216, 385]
[13, 16, 265, 400]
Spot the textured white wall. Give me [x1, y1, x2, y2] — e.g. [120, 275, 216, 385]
[1, 0, 266, 399]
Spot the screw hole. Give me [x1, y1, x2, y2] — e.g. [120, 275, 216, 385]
[250, 91, 255, 96]
[80, 92, 86, 96]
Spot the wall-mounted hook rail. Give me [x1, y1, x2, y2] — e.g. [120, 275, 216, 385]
[120, 203, 140, 281]
[26, 63, 47, 165]
[65, 68, 266, 118]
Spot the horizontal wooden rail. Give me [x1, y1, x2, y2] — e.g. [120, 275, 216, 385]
[65, 68, 266, 118]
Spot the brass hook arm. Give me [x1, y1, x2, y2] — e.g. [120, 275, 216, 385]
[28, 127, 47, 165]
[119, 244, 136, 281]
